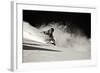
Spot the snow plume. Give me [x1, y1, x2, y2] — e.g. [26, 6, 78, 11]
[38, 22, 91, 52]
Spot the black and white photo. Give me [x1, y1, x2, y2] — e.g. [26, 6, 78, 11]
[22, 10, 91, 62]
